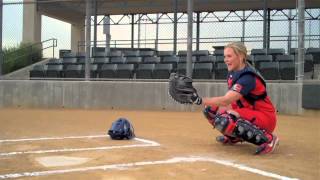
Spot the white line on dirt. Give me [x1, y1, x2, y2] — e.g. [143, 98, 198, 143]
[0, 156, 299, 180]
[0, 135, 160, 157]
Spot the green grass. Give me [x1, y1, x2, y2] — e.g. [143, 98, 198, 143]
[2, 43, 43, 74]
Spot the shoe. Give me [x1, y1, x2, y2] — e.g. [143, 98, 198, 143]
[255, 134, 279, 155]
[216, 135, 242, 145]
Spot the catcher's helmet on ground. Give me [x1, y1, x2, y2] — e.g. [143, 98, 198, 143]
[108, 118, 135, 140]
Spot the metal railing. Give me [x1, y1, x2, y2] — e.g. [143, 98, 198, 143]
[0, 38, 57, 75]
[77, 35, 320, 53]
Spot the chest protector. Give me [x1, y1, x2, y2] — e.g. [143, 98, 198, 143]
[229, 66, 267, 108]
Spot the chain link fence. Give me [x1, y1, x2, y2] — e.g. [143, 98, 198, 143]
[1, 0, 319, 78]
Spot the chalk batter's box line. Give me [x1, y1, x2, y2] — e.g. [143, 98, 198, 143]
[0, 134, 160, 156]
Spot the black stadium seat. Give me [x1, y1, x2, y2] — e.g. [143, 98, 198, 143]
[259, 62, 280, 80]
[251, 49, 267, 56]
[279, 61, 295, 80]
[161, 56, 179, 70]
[176, 63, 194, 75]
[306, 48, 320, 64]
[110, 57, 126, 64]
[143, 56, 161, 64]
[153, 64, 173, 79]
[64, 64, 83, 78]
[214, 62, 228, 79]
[198, 55, 215, 63]
[99, 64, 117, 78]
[193, 63, 213, 79]
[93, 57, 110, 70]
[267, 48, 285, 60]
[140, 50, 155, 57]
[47, 58, 62, 65]
[253, 55, 273, 69]
[116, 64, 135, 78]
[136, 64, 155, 79]
[46, 64, 63, 78]
[158, 51, 174, 57]
[126, 57, 143, 67]
[275, 55, 294, 62]
[30, 65, 47, 78]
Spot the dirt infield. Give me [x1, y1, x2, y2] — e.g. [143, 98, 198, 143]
[0, 108, 319, 180]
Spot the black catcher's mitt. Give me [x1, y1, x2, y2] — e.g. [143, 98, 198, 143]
[168, 73, 202, 105]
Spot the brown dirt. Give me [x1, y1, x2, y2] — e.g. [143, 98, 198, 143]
[0, 108, 319, 180]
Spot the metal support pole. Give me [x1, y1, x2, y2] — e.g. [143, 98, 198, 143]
[155, 13, 159, 50]
[263, 0, 268, 50]
[242, 10, 245, 42]
[267, 9, 270, 50]
[297, 0, 305, 82]
[85, 0, 92, 80]
[196, 12, 200, 51]
[131, 14, 134, 48]
[288, 9, 292, 53]
[138, 14, 141, 48]
[93, 0, 97, 56]
[186, 0, 193, 78]
[0, 0, 3, 76]
[173, 0, 178, 54]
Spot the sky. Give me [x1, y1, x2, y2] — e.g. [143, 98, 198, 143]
[2, 2, 320, 58]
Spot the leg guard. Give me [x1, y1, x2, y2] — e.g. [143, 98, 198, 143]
[213, 113, 269, 145]
[234, 119, 269, 145]
[203, 106, 218, 126]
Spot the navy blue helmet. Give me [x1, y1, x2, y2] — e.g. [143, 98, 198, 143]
[108, 118, 135, 140]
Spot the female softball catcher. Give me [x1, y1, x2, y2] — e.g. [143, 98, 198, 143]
[169, 42, 279, 155]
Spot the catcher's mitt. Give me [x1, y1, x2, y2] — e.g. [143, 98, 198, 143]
[168, 73, 202, 105]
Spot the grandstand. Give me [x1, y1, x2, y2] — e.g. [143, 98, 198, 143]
[0, 0, 319, 113]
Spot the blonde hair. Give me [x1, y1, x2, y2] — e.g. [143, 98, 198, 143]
[225, 42, 248, 62]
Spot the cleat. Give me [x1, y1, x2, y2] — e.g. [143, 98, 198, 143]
[255, 134, 279, 155]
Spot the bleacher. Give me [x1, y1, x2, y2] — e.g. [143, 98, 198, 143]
[29, 47, 320, 80]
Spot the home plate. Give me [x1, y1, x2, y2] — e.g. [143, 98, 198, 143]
[36, 156, 91, 167]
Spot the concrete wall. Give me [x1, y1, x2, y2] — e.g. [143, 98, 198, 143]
[0, 80, 303, 115]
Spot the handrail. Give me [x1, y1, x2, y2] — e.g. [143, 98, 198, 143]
[1, 38, 57, 74]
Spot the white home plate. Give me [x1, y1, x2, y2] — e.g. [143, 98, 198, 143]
[36, 156, 91, 167]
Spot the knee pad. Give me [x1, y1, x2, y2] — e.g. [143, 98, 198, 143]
[234, 119, 269, 145]
[213, 113, 237, 137]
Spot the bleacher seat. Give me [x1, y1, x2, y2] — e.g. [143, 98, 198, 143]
[62, 52, 77, 58]
[158, 51, 174, 57]
[110, 57, 127, 64]
[306, 48, 320, 64]
[136, 64, 155, 79]
[176, 63, 194, 75]
[275, 55, 294, 62]
[279, 61, 295, 80]
[215, 55, 224, 65]
[30, 65, 47, 78]
[258, 62, 280, 80]
[251, 49, 267, 56]
[116, 64, 135, 78]
[46, 64, 63, 78]
[99, 64, 117, 78]
[267, 48, 285, 60]
[77, 58, 93, 65]
[214, 63, 228, 79]
[253, 55, 273, 69]
[64, 64, 83, 78]
[177, 50, 187, 56]
[93, 51, 108, 57]
[126, 57, 143, 66]
[178, 56, 196, 63]
[304, 54, 314, 73]
[123, 50, 140, 57]
[193, 63, 213, 79]
[93, 57, 110, 70]
[193, 50, 210, 56]
[198, 55, 215, 63]
[110, 50, 123, 57]
[143, 56, 161, 64]
[161, 56, 179, 71]
[213, 49, 224, 56]
[140, 50, 155, 57]
[153, 64, 173, 79]
[47, 59, 62, 65]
